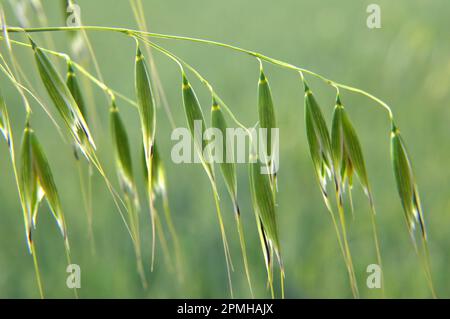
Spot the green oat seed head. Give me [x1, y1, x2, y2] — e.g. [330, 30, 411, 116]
[303, 81, 333, 206]
[30, 38, 95, 159]
[211, 98, 237, 207]
[66, 61, 88, 160]
[391, 124, 426, 239]
[181, 72, 213, 179]
[135, 44, 156, 167]
[257, 65, 276, 161]
[66, 61, 87, 121]
[20, 121, 67, 243]
[19, 123, 39, 247]
[1, 91, 32, 250]
[110, 101, 138, 205]
[212, 98, 254, 296]
[331, 97, 373, 206]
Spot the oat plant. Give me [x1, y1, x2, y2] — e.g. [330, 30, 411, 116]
[0, 11, 437, 299]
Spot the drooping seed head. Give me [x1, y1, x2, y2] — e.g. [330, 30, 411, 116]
[30, 38, 95, 158]
[391, 124, 426, 239]
[20, 121, 66, 240]
[182, 73, 207, 150]
[303, 81, 333, 202]
[31, 133, 66, 237]
[19, 122, 38, 246]
[135, 45, 156, 167]
[66, 61, 87, 120]
[211, 98, 237, 201]
[331, 97, 372, 203]
[257, 66, 276, 159]
[110, 102, 137, 202]
[181, 72, 213, 177]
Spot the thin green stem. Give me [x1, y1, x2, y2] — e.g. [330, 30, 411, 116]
[401, 209, 437, 298]
[76, 158, 96, 255]
[64, 240, 79, 299]
[155, 203, 175, 272]
[30, 242, 44, 299]
[335, 198, 359, 298]
[235, 213, 254, 298]
[30, 0, 57, 55]
[80, 28, 104, 83]
[269, 248, 275, 299]
[5, 26, 394, 120]
[310, 165, 358, 298]
[422, 239, 437, 298]
[211, 182, 234, 298]
[410, 234, 437, 298]
[85, 147, 136, 246]
[336, 206, 359, 298]
[124, 194, 148, 289]
[162, 193, 184, 282]
[369, 204, 385, 298]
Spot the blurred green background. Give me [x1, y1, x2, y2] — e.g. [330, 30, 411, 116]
[0, 0, 449, 298]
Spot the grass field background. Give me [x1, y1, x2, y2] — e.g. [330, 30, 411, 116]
[0, 0, 449, 298]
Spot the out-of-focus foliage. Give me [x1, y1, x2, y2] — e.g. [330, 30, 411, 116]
[0, 0, 449, 298]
